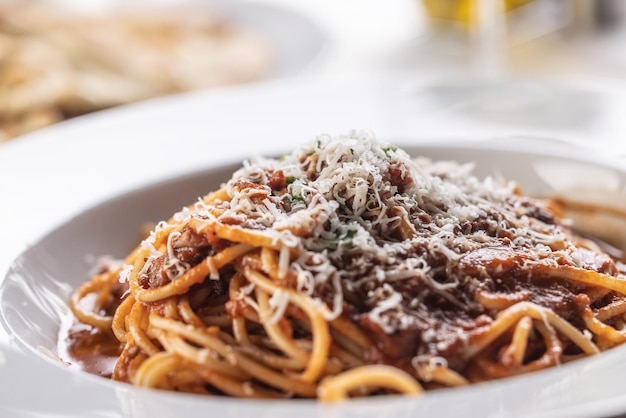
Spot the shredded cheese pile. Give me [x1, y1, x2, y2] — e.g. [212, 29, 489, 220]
[132, 131, 613, 347]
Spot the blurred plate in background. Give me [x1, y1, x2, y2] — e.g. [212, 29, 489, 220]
[0, 0, 326, 141]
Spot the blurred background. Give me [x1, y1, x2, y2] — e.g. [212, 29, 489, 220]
[1, 0, 626, 141]
[287, 0, 626, 80]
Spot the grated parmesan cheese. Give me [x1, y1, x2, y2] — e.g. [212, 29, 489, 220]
[131, 130, 618, 365]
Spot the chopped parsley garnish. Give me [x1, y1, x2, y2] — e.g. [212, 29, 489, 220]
[381, 145, 398, 158]
[291, 194, 307, 204]
[322, 229, 357, 247]
[282, 194, 307, 205]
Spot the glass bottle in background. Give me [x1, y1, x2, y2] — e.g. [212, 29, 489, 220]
[416, 0, 609, 140]
[420, 0, 571, 78]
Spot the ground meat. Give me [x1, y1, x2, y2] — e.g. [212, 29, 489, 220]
[172, 225, 212, 265]
[268, 169, 286, 192]
[139, 225, 214, 289]
[139, 256, 169, 289]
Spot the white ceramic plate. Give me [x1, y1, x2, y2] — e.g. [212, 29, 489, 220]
[4, 140, 626, 418]
[2, 75, 626, 418]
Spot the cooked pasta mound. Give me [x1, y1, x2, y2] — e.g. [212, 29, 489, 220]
[64, 131, 626, 400]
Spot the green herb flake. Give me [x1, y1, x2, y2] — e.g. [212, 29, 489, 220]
[292, 195, 307, 204]
[323, 229, 357, 246]
[381, 145, 398, 158]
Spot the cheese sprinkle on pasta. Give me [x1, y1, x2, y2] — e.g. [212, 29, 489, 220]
[67, 130, 625, 399]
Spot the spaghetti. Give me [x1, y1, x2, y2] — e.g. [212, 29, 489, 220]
[64, 131, 626, 400]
